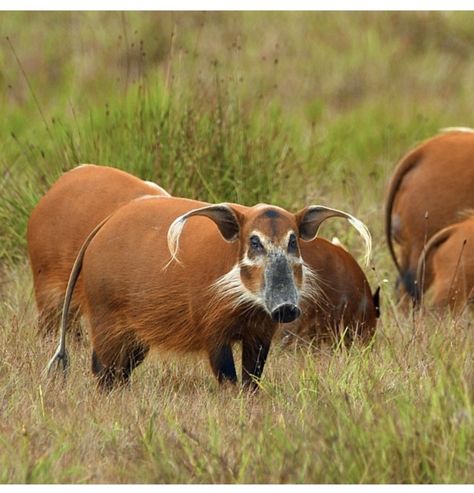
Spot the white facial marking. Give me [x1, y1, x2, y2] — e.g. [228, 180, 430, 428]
[247, 229, 303, 265]
[299, 263, 329, 311]
[240, 253, 263, 268]
[249, 230, 271, 249]
[211, 264, 267, 312]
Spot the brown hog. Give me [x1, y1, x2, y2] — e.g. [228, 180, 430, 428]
[47, 196, 371, 389]
[416, 215, 474, 314]
[281, 238, 379, 347]
[385, 129, 474, 306]
[27, 164, 169, 333]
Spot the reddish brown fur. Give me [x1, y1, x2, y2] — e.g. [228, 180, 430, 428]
[416, 216, 474, 314]
[57, 196, 371, 388]
[281, 238, 378, 346]
[76, 198, 303, 387]
[27, 164, 169, 333]
[385, 130, 474, 305]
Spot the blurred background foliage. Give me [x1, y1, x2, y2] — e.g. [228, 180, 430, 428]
[0, 11, 473, 267]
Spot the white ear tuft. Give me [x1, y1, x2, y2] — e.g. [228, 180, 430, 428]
[166, 215, 187, 264]
[347, 215, 372, 266]
[166, 202, 241, 268]
[300, 204, 372, 266]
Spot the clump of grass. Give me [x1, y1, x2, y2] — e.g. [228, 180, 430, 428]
[0, 77, 311, 264]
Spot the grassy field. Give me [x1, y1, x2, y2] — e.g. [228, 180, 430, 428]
[1, 11, 474, 483]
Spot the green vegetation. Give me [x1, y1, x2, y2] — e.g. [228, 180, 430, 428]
[1, 11, 473, 483]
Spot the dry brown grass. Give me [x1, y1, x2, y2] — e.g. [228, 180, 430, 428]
[1, 262, 474, 483]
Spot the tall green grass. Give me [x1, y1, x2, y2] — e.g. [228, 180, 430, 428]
[0, 78, 310, 262]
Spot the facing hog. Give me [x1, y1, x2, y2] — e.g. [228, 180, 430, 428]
[47, 196, 371, 390]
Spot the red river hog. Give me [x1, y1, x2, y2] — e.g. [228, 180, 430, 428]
[27, 164, 169, 333]
[385, 129, 474, 306]
[416, 215, 474, 314]
[47, 196, 371, 389]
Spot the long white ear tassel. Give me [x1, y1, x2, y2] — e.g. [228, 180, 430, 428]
[166, 215, 187, 264]
[347, 215, 372, 266]
[311, 205, 373, 266]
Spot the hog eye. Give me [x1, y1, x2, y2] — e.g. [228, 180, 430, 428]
[250, 235, 264, 252]
[288, 233, 298, 253]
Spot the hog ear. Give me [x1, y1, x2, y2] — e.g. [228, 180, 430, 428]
[296, 205, 372, 265]
[167, 203, 242, 262]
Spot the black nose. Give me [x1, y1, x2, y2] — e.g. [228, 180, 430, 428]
[271, 303, 301, 323]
